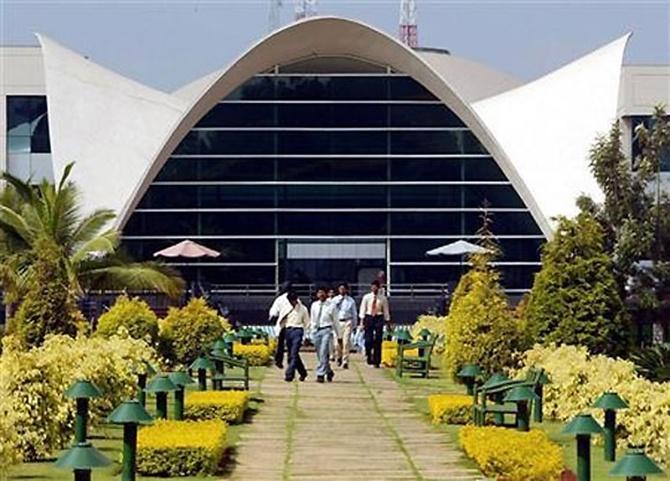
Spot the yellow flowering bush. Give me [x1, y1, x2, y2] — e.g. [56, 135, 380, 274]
[185, 391, 250, 424]
[233, 342, 272, 366]
[459, 426, 563, 481]
[0, 396, 21, 480]
[382, 341, 419, 367]
[137, 420, 226, 476]
[518, 344, 670, 466]
[0, 333, 156, 461]
[95, 294, 159, 344]
[427, 394, 472, 424]
[410, 315, 447, 353]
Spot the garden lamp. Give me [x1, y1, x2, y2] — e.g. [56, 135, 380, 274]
[533, 371, 551, 423]
[224, 332, 236, 356]
[189, 356, 213, 391]
[610, 447, 664, 481]
[418, 328, 432, 340]
[107, 400, 153, 481]
[394, 328, 411, 345]
[503, 386, 538, 432]
[65, 380, 102, 443]
[168, 371, 194, 420]
[133, 360, 156, 407]
[563, 414, 603, 481]
[55, 441, 110, 481]
[237, 328, 253, 345]
[457, 364, 482, 395]
[592, 391, 628, 462]
[144, 374, 177, 419]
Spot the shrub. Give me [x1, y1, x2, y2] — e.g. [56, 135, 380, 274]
[381, 341, 418, 367]
[159, 297, 230, 365]
[96, 295, 159, 343]
[137, 420, 226, 476]
[0, 396, 21, 480]
[233, 342, 271, 366]
[524, 214, 630, 357]
[410, 315, 447, 354]
[0, 333, 157, 461]
[459, 426, 563, 481]
[630, 343, 670, 382]
[518, 343, 670, 466]
[427, 394, 472, 424]
[185, 391, 250, 424]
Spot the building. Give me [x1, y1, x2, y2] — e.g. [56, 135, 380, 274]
[2, 17, 669, 305]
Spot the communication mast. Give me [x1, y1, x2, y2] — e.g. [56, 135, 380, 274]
[268, 0, 283, 32]
[294, 0, 318, 21]
[399, 0, 418, 48]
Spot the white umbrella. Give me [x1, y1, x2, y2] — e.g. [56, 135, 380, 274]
[426, 240, 489, 257]
[153, 240, 220, 258]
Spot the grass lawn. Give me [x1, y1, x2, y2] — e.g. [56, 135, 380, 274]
[7, 366, 268, 481]
[389, 367, 669, 481]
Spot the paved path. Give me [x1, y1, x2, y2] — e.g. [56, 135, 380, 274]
[228, 353, 480, 481]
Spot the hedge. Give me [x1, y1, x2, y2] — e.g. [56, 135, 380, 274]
[233, 343, 272, 366]
[137, 420, 226, 476]
[185, 391, 250, 424]
[459, 426, 563, 481]
[95, 295, 159, 343]
[427, 394, 472, 424]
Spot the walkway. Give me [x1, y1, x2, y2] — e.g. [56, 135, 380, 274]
[229, 353, 480, 481]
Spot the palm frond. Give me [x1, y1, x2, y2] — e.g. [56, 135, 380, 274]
[0, 205, 33, 245]
[70, 229, 120, 265]
[1, 171, 38, 204]
[71, 209, 117, 249]
[81, 261, 185, 299]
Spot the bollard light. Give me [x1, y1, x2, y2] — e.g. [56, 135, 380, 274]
[237, 328, 253, 345]
[394, 328, 412, 345]
[144, 374, 177, 419]
[223, 332, 236, 356]
[107, 400, 153, 481]
[54, 441, 110, 481]
[168, 371, 194, 420]
[592, 391, 628, 462]
[65, 380, 102, 444]
[457, 364, 482, 395]
[563, 414, 603, 481]
[610, 447, 664, 480]
[189, 356, 213, 391]
[133, 361, 156, 408]
[503, 386, 538, 432]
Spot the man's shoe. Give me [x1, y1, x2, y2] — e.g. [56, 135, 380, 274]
[326, 371, 334, 382]
[316, 376, 325, 383]
[284, 377, 294, 382]
[299, 373, 308, 382]
[337, 358, 343, 367]
[342, 363, 349, 370]
[275, 362, 284, 369]
[374, 364, 380, 369]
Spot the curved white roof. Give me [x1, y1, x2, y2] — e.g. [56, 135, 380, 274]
[35, 17, 629, 236]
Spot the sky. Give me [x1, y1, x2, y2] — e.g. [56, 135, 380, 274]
[1, 0, 669, 92]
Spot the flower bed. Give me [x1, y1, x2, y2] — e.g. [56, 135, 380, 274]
[459, 425, 563, 481]
[137, 420, 226, 476]
[427, 394, 472, 424]
[185, 390, 250, 424]
[233, 342, 272, 366]
[381, 341, 419, 367]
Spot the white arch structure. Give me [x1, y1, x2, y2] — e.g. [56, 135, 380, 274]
[36, 17, 630, 238]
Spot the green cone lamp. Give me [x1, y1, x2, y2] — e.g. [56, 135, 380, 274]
[504, 386, 538, 432]
[168, 371, 194, 420]
[592, 391, 628, 462]
[55, 441, 110, 481]
[237, 328, 253, 345]
[418, 328, 432, 340]
[563, 414, 604, 481]
[457, 364, 482, 395]
[481, 373, 509, 389]
[65, 380, 102, 443]
[610, 447, 664, 480]
[144, 374, 177, 419]
[133, 360, 156, 407]
[394, 329, 411, 345]
[533, 371, 551, 423]
[189, 356, 213, 391]
[223, 332, 236, 355]
[108, 400, 153, 481]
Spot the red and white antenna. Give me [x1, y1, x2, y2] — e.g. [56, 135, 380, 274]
[399, 0, 418, 48]
[295, 0, 317, 21]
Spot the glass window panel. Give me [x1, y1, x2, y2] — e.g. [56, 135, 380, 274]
[389, 77, 436, 100]
[7, 136, 31, 153]
[226, 76, 275, 100]
[200, 212, 275, 235]
[6, 96, 48, 133]
[195, 103, 276, 127]
[181, 266, 276, 285]
[31, 133, 51, 153]
[464, 211, 542, 236]
[122, 239, 275, 263]
[499, 265, 541, 289]
[278, 185, 387, 208]
[277, 131, 387, 155]
[29, 153, 54, 183]
[278, 212, 387, 235]
[124, 212, 198, 236]
[463, 185, 525, 209]
[391, 213, 462, 235]
[391, 238, 544, 263]
[138, 185, 276, 209]
[7, 154, 31, 181]
[391, 158, 461, 181]
[156, 158, 275, 182]
[328, 76, 388, 100]
[277, 103, 387, 127]
[278, 158, 387, 181]
[391, 131, 486, 155]
[391, 265, 461, 285]
[389, 104, 465, 127]
[464, 157, 507, 181]
[497, 238, 544, 262]
[390, 185, 461, 208]
[275, 76, 332, 100]
[175, 131, 275, 155]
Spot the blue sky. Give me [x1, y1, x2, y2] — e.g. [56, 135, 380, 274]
[1, 0, 668, 92]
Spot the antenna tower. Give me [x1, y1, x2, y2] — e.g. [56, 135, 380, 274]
[294, 0, 317, 21]
[399, 0, 418, 48]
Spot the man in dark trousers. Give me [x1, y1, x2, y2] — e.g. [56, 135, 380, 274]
[269, 281, 292, 368]
[359, 280, 390, 368]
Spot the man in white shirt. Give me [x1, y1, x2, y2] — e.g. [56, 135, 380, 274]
[268, 281, 292, 368]
[331, 282, 358, 369]
[359, 280, 391, 368]
[310, 287, 341, 383]
[278, 291, 310, 382]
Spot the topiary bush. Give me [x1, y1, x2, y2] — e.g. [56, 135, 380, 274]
[185, 391, 250, 424]
[427, 394, 472, 424]
[96, 294, 159, 343]
[159, 297, 230, 365]
[459, 426, 563, 481]
[0, 333, 157, 461]
[136, 420, 226, 476]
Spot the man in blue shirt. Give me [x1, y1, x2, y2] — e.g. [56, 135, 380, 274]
[310, 287, 341, 383]
[331, 282, 358, 369]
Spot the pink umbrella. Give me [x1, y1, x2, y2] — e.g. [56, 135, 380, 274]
[153, 240, 220, 259]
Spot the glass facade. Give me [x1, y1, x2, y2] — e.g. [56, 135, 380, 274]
[123, 69, 545, 292]
[5, 96, 53, 182]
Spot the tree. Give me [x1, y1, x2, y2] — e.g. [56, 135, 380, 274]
[525, 213, 629, 356]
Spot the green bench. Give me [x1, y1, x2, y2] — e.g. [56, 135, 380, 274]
[209, 351, 250, 390]
[473, 367, 547, 428]
[395, 334, 438, 378]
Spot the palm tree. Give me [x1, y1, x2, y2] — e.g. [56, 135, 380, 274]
[0, 163, 184, 318]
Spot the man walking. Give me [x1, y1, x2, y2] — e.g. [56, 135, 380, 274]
[359, 280, 390, 368]
[279, 291, 310, 382]
[310, 287, 341, 383]
[332, 282, 357, 369]
[269, 281, 292, 368]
